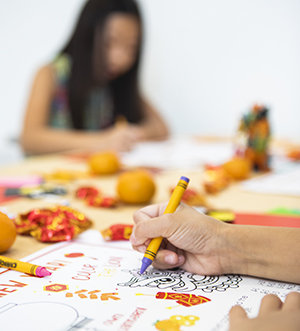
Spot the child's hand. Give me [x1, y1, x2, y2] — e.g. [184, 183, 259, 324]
[104, 125, 142, 152]
[229, 292, 300, 331]
[130, 203, 230, 275]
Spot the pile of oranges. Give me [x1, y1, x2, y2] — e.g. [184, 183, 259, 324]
[87, 151, 156, 204]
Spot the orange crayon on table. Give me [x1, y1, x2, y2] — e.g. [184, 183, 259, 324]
[140, 176, 190, 274]
[0, 256, 51, 277]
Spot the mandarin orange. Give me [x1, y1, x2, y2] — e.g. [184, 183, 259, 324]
[0, 211, 17, 253]
[88, 151, 121, 175]
[117, 170, 156, 204]
[222, 157, 251, 180]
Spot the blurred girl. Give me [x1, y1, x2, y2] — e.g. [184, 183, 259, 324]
[21, 0, 168, 155]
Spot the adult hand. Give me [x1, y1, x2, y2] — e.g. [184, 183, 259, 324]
[229, 292, 300, 331]
[130, 203, 230, 275]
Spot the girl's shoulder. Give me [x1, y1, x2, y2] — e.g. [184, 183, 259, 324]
[31, 64, 56, 93]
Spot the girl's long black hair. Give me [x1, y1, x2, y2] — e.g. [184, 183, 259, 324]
[60, 0, 144, 130]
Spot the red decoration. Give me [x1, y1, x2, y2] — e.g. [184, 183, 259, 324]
[287, 149, 300, 161]
[14, 206, 92, 242]
[64, 252, 85, 258]
[101, 224, 133, 241]
[44, 284, 68, 292]
[75, 187, 99, 200]
[75, 186, 118, 208]
[155, 292, 211, 307]
[203, 165, 231, 194]
[170, 187, 208, 206]
[87, 196, 117, 208]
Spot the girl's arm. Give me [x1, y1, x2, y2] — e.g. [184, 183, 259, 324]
[21, 65, 139, 155]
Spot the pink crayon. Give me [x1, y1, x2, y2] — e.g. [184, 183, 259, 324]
[0, 256, 52, 277]
[35, 266, 52, 277]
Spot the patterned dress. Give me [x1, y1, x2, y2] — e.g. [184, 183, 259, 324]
[49, 54, 114, 130]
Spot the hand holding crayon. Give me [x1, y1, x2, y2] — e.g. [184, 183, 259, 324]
[139, 176, 190, 274]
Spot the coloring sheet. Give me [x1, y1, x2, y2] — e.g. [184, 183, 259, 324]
[0, 230, 299, 331]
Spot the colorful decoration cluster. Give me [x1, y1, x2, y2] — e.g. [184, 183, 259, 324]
[14, 206, 92, 242]
[236, 104, 271, 171]
[169, 188, 208, 207]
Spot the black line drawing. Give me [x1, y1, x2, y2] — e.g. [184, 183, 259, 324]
[118, 269, 242, 293]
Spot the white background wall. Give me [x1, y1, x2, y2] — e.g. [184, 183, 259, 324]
[1, 0, 300, 157]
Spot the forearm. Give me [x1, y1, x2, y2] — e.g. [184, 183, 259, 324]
[223, 225, 300, 283]
[20, 128, 108, 155]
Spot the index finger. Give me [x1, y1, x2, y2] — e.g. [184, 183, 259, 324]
[133, 203, 167, 225]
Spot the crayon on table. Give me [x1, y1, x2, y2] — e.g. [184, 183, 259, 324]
[140, 176, 190, 274]
[0, 256, 52, 277]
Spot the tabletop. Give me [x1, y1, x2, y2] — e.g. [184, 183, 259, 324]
[1, 138, 299, 260]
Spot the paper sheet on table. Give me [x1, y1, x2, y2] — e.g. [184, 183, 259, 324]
[0, 230, 299, 331]
[121, 136, 234, 170]
[242, 166, 300, 196]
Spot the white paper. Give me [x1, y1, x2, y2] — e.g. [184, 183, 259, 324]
[0, 230, 299, 331]
[121, 136, 234, 170]
[242, 166, 300, 196]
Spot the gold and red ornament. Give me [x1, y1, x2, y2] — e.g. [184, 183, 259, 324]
[101, 224, 133, 241]
[75, 186, 117, 208]
[203, 165, 231, 194]
[169, 187, 208, 207]
[14, 206, 92, 242]
[86, 195, 117, 208]
[75, 186, 99, 200]
[155, 292, 211, 307]
[287, 148, 300, 161]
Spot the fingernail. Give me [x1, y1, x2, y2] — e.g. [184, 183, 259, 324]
[137, 246, 146, 253]
[178, 255, 185, 264]
[165, 255, 176, 265]
[130, 233, 136, 244]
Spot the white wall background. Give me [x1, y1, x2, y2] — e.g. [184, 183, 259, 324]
[1, 0, 300, 157]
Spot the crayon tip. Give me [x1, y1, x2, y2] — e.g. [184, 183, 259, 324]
[140, 257, 152, 275]
[36, 266, 52, 277]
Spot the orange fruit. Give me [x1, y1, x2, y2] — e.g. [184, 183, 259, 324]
[0, 211, 17, 253]
[222, 157, 251, 180]
[88, 151, 121, 175]
[117, 170, 156, 204]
